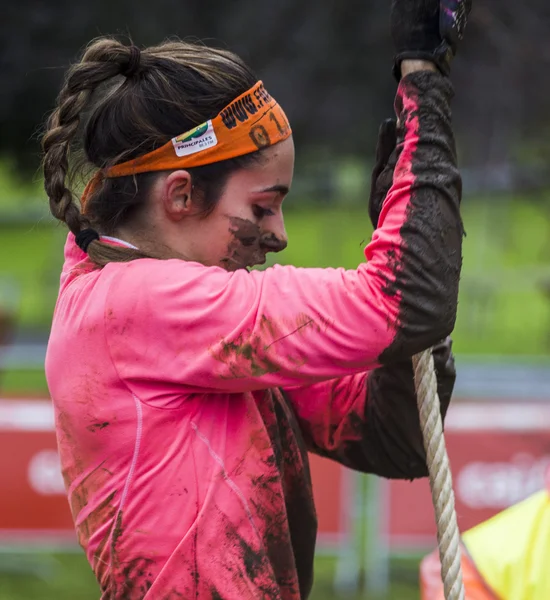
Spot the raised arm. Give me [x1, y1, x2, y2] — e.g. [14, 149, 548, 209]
[279, 58, 463, 475]
[375, 68, 462, 364]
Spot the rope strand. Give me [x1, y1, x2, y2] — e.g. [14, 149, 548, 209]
[412, 348, 465, 600]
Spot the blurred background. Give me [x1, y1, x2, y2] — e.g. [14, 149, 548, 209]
[1, 1, 550, 598]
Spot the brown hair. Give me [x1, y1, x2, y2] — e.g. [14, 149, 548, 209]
[41, 38, 259, 266]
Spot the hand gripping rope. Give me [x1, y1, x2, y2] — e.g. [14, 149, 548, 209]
[413, 349, 465, 600]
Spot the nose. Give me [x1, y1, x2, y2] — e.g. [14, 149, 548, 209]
[260, 215, 288, 253]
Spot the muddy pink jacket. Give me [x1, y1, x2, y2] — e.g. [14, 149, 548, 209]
[46, 72, 462, 599]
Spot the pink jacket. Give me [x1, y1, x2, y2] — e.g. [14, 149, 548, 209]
[46, 72, 462, 599]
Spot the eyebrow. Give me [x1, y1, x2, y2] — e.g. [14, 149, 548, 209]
[256, 184, 290, 195]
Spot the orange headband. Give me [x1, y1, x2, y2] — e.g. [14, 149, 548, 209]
[82, 81, 291, 207]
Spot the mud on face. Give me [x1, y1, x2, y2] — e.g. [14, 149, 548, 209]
[220, 217, 287, 271]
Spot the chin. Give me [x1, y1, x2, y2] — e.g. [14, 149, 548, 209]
[219, 252, 267, 272]
[248, 253, 267, 268]
[254, 255, 267, 266]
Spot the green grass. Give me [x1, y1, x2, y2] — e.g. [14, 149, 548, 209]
[0, 225, 65, 328]
[0, 553, 98, 600]
[0, 369, 49, 394]
[0, 160, 44, 211]
[0, 552, 420, 600]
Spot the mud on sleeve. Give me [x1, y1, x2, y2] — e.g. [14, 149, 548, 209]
[284, 339, 456, 478]
[106, 73, 462, 400]
[376, 71, 463, 363]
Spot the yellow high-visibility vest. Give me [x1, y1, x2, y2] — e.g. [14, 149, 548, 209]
[463, 490, 550, 600]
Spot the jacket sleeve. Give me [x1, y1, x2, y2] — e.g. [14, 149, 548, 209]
[99, 71, 462, 401]
[282, 339, 456, 479]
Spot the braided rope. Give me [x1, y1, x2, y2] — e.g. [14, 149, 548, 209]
[412, 349, 465, 600]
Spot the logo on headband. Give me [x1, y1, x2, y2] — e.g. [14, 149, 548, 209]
[172, 121, 218, 157]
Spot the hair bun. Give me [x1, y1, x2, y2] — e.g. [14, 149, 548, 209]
[122, 46, 141, 78]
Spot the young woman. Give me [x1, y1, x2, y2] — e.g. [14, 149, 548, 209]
[42, 1, 469, 597]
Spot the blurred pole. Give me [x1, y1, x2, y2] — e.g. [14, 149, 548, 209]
[363, 476, 390, 596]
[334, 470, 362, 594]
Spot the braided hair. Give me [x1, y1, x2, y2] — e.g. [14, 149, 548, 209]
[41, 37, 259, 266]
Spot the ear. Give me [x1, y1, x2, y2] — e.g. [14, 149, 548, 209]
[161, 170, 194, 221]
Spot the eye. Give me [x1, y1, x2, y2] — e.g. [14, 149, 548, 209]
[252, 205, 275, 219]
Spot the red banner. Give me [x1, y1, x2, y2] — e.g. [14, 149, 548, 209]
[0, 399, 76, 545]
[0, 398, 352, 548]
[385, 401, 550, 549]
[3, 398, 548, 552]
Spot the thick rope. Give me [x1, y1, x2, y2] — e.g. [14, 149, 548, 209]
[412, 349, 465, 600]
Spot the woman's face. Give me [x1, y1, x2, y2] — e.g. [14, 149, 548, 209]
[172, 137, 295, 271]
